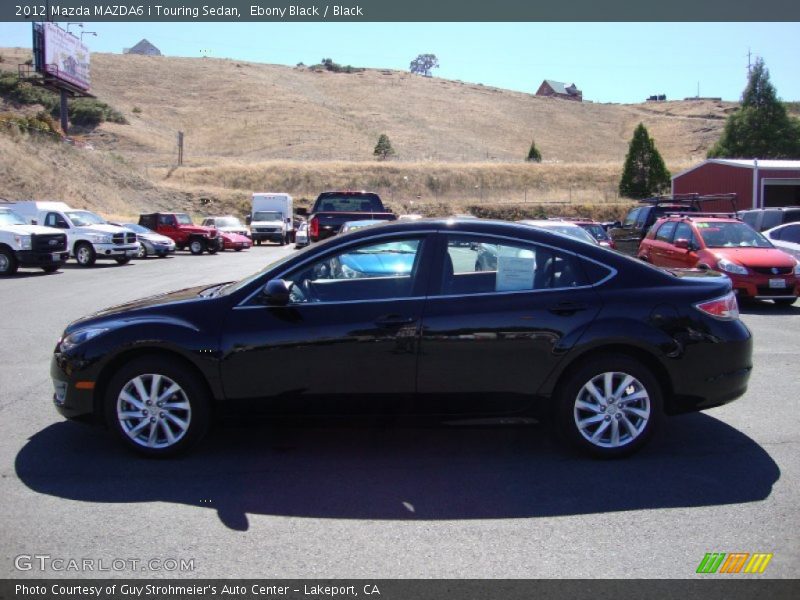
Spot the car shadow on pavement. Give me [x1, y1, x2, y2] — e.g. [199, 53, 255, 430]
[16, 414, 779, 531]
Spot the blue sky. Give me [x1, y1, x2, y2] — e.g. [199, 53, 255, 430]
[1, 21, 799, 103]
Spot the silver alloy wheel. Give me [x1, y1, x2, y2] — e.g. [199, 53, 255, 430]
[0, 254, 9, 272]
[137, 242, 147, 258]
[116, 373, 192, 449]
[573, 371, 651, 449]
[76, 245, 92, 264]
[189, 240, 203, 254]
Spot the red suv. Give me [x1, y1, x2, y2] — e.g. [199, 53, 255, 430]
[638, 215, 800, 305]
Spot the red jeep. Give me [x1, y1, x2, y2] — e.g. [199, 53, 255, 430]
[139, 213, 222, 255]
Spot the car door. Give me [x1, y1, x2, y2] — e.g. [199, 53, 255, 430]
[219, 233, 433, 415]
[415, 233, 604, 415]
[648, 221, 679, 266]
[670, 221, 702, 267]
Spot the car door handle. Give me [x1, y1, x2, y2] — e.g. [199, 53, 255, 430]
[374, 315, 417, 327]
[547, 302, 589, 315]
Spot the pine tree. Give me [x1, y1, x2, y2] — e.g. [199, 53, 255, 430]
[618, 123, 671, 199]
[526, 139, 542, 162]
[708, 57, 800, 159]
[373, 134, 395, 160]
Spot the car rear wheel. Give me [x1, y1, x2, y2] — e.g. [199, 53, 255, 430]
[104, 357, 211, 457]
[189, 239, 205, 255]
[41, 265, 59, 273]
[115, 257, 131, 265]
[774, 297, 797, 306]
[74, 242, 96, 266]
[556, 355, 662, 458]
[0, 248, 19, 276]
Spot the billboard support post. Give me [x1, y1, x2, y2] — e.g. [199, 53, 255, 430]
[60, 89, 68, 134]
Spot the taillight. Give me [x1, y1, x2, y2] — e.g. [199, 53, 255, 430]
[309, 217, 319, 239]
[695, 292, 740, 321]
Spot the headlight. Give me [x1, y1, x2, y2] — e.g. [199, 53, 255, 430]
[59, 328, 109, 351]
[13, 234, 32, 250]
[717, 258, 748, 276]
[89, 234, 112, 244]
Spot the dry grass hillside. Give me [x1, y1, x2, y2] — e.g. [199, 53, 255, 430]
[0, 46, 746, 220]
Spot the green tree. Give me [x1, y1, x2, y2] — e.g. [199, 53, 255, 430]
[409, 54, 439, 77]
[526, 139, 542, 162]
[618, 123, 671, 199]
[708, 57, 800, 159]
[373, 133, 395, 160]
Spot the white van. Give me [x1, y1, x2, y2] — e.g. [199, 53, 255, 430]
[250, 193, 293, 245]
[0, 205, 70, 275]
[11, 201, 139, 266]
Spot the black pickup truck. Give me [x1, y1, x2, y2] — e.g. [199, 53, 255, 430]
[300, 191, 396, 243]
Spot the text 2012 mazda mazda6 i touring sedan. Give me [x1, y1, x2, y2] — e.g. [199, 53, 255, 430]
[51, 219, 753, 458]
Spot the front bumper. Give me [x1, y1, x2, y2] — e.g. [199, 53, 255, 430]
[91, 243, 139, 259]
[251, 230, 285, 242]
[17, 250, 69, 267]
[223, 240, 252, 250]
[51, 352, 96, 421]
[728, 272, 799, 300]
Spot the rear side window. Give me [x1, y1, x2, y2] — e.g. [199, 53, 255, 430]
[779, 225, 800, 244]
[655, 221, 677, 242]
[439, 236, 588, 295]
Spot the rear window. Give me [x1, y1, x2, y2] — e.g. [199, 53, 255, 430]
[315, 194, 383, 212]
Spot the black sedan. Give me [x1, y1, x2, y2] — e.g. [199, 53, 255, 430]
[51, 219, 753, 458]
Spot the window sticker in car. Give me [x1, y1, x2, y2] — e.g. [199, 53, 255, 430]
[496, 256, 535, 291]
[696, 222, 710, 228]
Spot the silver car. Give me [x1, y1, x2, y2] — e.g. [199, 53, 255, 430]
[119, 223, 176, 258]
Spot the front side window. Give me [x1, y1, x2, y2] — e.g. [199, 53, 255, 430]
[655, 221, 677, 242]
[623, 208, 640, 227]
[283, 237, 423, 304]
[673, 222, 700, 247]
[440, 236, 588, 295]
[158, 215, 176, 226]
[175, 213, 193, 225]
[45, 212, 69, 228]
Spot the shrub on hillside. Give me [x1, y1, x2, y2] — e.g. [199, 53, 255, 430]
[312, 58, 364, 74]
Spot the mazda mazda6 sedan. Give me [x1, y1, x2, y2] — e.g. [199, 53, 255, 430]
[51, 219, 753, 458]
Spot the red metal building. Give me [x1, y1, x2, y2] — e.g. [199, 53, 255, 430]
[672, 159, 800, 212]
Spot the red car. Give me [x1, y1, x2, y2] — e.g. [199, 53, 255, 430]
[638, 215, 800, 305]
[220, 231, 252, 251]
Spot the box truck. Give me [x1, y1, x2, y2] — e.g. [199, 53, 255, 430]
[249, 193, 293, 245]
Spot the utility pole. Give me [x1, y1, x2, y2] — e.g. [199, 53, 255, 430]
[177, 131, 184, 166]
[747, 48, 752, 74]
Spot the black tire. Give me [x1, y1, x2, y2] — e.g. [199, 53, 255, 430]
[555, 354, 662, 458]
[279, 235, 286, 246]
[74, 242, 96, 267]
[255, 239, 262, 246]
[42, 265, 60, 273]
[774, 297, 797, 306]
[207, 240, 220, 255]
[137, 242, 148, 258]
[115, 257, 131, 265]
[0, 247, 19, 276]
[104, 357, 211, 458]
[189, 238, 205, 255]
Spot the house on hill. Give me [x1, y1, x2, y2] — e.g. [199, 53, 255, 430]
[123, 39, 162, 56]
[535, 80, 583, 102]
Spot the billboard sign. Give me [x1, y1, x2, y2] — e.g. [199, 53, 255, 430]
[39, 23, 91, 91]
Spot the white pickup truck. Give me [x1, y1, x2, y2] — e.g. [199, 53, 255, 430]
[11, 201, 138, 266]
[0, 206, 70, 275]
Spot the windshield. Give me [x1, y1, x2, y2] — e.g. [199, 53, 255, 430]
[215, 217, 243, 227]
[216, 251, 300, 297]
[696, 222, 772, 248]
[122, 223, 150, 234]
[0, 210, 28, 226]
[175, 213, 193, 225]
[253, 211, 282, 221]
[65, 210, 106, 226]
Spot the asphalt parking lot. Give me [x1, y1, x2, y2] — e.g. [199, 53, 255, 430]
[0, 245, 798, 578]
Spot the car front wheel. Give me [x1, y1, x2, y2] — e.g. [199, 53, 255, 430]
[556, 355, 662, 458]
[104, 357, 211, 457]
[74, 242, 96, 266]
[189, 239, 205, 255]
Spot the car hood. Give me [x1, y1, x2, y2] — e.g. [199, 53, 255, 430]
[64, 283, 225, 333]
[139, 232, 174, 244]
[218, 226, 249, 234]
[3, 224, 65, 235]
[710, 247, 797, 267]
[74, 223, 127, 234]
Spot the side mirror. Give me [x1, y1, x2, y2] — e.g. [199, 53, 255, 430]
[296, 207, 309, 217]
[261, 279, 292, 306]
[674, 238, 690, 250]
